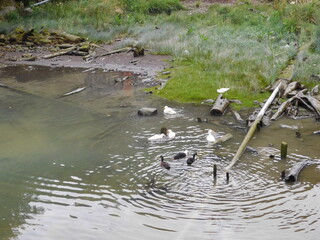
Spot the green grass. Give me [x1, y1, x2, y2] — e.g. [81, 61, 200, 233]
[1, 0, 320, 107]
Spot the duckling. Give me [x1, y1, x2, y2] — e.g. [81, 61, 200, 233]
[160, 155, 170, 170]
[206, 130, 216, 142]
[173, 150, 188, 160]
[186, 153, 197, 166]
[164, 106, 176, 115]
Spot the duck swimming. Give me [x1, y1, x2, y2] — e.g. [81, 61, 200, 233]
[187, 153, 197, 166]
[166, 129, 176, 139]
[160, 155, 170, 170]
[206, 130, 216, 142]
[164, 106, 177, 115]
[148, 127, 175, 141]
[148, 133, 166, 141]
[173, 150, 188, 160]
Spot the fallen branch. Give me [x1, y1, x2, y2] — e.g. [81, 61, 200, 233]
[271, 98, 294, 121]
[225, 83, 281, 171]
[231, 109, 245, 123]
[303, 95, 320, 116]
[283, 81, 301, 98]
[95, 47, 132, 59]
[210, 133, 233, 145]
[43, 46, 77, 59]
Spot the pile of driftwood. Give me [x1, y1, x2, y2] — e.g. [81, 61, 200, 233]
[249, 79, 320, 126]
[1, 27, 144, 62]
[209, 79, 320, 127]
[0, 27, 85, 46]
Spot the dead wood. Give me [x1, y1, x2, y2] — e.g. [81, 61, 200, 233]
[284, 160, 309, 182]
[231, 109, 245, 123]
[302, 95, 320, 116]
[210, 94, 230, 116]
[43, 46, 77, 59]
[95, 47, 132, 59]
[210, 133, 233, 145]
[311, 85, 319, 96]
[283, 81, 301, 98]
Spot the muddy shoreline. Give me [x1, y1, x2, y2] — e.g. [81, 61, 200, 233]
[0, 42, 170, 77]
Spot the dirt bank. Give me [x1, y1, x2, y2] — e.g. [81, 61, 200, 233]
[0, 41, 170, 77]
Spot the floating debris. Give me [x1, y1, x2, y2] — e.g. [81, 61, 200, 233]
[62, 87, 87, 97]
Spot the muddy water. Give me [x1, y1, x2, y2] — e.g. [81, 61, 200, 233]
[0, 66, 319, 240]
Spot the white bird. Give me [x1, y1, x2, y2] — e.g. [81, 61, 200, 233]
[164, 106, 177, 115]
[206, 130, 216, 142]
[148, 127, 175, 141]
[148, 133, 166, 141]
[217, 88, 230, 94]
[166, 129, 176, 139]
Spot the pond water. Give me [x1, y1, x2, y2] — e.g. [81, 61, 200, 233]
[0, 66, 319, 240]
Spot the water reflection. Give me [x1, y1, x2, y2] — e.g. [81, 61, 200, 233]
[0, 66, 319, 239]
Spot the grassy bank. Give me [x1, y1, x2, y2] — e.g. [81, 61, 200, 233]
[1, 0, 320, 107]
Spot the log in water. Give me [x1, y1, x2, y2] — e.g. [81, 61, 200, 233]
[284, 160, 309, 182]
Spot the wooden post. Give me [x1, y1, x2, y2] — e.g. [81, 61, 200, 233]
[226, 172, 230, 184]
[225, 83, 282, 171]
[281, 142, 288, 159]
[213, 164, 217, 179]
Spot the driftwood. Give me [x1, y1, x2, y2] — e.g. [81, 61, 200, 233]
[283, 81, 301, 98]
[271, 90, 312, 121]
[296, 94, 316, 113]
[262, 111, 272, 126]
[247, 109, 259, 127]
[284, 160, 309, 182]
[53, 31, 84, 43]
[95, 47, 132, 59]
[271, 98, 294, 120]
[61, 87, 87, 97]
[20, 55, 37, 61]
[311, 85, 319, 96]
[269, 78, 289, 92]
[303, 95, 320, 116]
[0, 83, 9, 88]
[231, 109, 245, 123]
[210, 94, 230, 116]
[71, 51, 88, 56]
[225, 83, 281, 171]
[210, 133, 233, 145]
[43, 46, 77, 59]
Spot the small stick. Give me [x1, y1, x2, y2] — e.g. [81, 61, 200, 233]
[213, 164, 217, 179]
[226, 172, 230, 184]
[281, 142, 288, 159]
